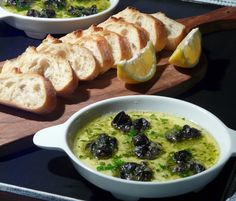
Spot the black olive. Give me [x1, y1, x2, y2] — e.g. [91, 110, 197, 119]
[82, 5, 97, 15]
[111, 111, 132, 132]
[89, 5, 97, 14]
[119, 162, 153, 181]
[172, 160, 206, 176]
[43, 0, 66, 9]
[6, 0, 17, 6]
[68, 5, 97, 17]
[134, 141, 162, 160]
[168, 150, 206, 176]
[40, 8, 56, 18]
[86, 133, 118, 159]
[172, 163, 189, 173]
[15, 0, 31, 8]
[172, 150, 192, 164]
[132, 134, 149, 146]
[182, 125, 201, 139]
[68, 6, 83, 17]
[132, 118, 150, 132]
[190, 161, 206, 174]
[166, 125, 202, 143]
[26, 9, 41, 17]
[68, 6, 82, 17]
[165, 129, 183, 142]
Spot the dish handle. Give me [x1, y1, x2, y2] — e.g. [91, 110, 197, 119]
[228, 127, 236, 157]
[33, 124, 66, 151]
[0, 8, 10, 19]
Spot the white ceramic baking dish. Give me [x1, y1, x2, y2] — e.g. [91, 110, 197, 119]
[0, 0, 119, 39]
[33, 95, 236, 201]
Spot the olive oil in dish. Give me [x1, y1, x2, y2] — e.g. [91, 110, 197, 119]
[72, 111, 219, 182]
[2, 0, 110, 18]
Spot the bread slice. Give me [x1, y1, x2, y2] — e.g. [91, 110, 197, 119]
[60, 31, 114, 74]
[151, 12, 186, 51]
[37, 35, 99, 81]
[2, 47, 78, 97]
[60, 30, 83, 44]
[99, 17, 148, 56]
[84, 25, 132, 66]
[0, 71, 57, 114]
[114, 7, 167, 52]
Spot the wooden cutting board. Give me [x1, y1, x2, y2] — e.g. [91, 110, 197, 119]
[0, 7, 236, 146]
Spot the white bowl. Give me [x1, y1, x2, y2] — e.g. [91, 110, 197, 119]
[33, 95, 236, 201]
[0, 0, 119, 39]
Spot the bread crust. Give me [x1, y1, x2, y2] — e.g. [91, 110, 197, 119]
[85, 25, 132, 65]
[149, 14, 167, 52]
[61, 31, 114, 74]
[99, 17, 148, 55]
[32, 75, 57, 114]
[114, 7, 167, 52]
[37, 35, 99, 81]
[2, 47, 78, 97]
[166, 30, 186, 51]
[89, 34, 114, 73]
[58, 69, 78, 97]
[0, 73, 57, 114]
[115, 31, 132, 61]
[152, 12, 186, 51]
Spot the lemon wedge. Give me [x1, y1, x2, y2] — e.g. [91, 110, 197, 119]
[117, 41, 157, 84]
[169, 27, 202, 68]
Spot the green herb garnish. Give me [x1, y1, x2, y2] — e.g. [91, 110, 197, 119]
[96, 156, 125, 171]
[160, 118, 169, 124]
[128, 127, 137, 137]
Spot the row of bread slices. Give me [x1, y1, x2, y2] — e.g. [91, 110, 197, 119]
[0, 7, 186, 114]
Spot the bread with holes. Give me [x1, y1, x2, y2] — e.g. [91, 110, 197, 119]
[60, 31, 114, 74]
[0, 71, 57, 114]
[84, 25, 132, 66]
[37, 35, 99, 81]
[2, 47, 78, 97]
[99, 17, 148, 56]
[152, 12, 186, 51]
[114, 7, 167, 52]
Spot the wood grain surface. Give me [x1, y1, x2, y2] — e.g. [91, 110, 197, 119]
[0, 7, 236, 146]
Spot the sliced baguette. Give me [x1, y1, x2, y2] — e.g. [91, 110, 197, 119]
[60, 31, 114, 74]
[60, 30, 83, 44]
[99, 17, 148, 56]
[114, 7, 167, 52]
[84, 25, 132, 66]
[0, 72, 57, 114]
[2, 47, 78, 97]
[151, 12, 186, 51]
[37, 35, 99, 81]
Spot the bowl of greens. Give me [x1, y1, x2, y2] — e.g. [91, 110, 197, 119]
[33, 95, 236, 200]
[0, 0, 119, 39]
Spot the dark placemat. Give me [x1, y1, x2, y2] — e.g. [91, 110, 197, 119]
[221, 159, 236, 201]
